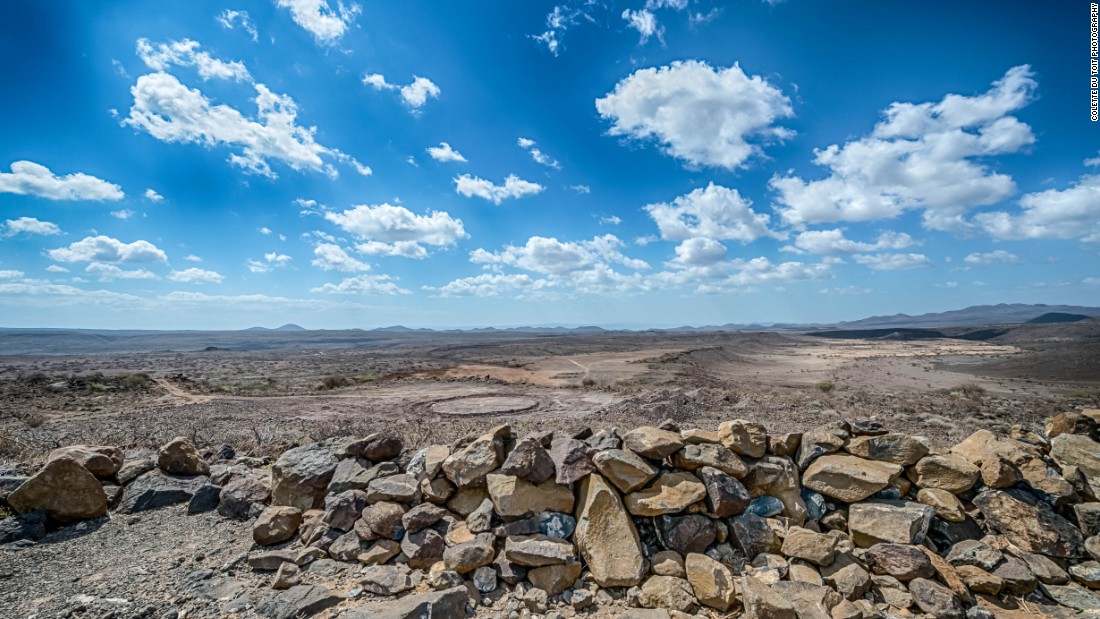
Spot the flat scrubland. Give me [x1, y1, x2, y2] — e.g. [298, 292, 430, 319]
[2, 321, 1097, 467]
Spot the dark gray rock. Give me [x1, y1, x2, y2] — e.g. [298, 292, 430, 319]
[343, 586, 466, 619]
[0, 510, 46, 544]
[187, 484, 222, 514]
[256, 584, 343, 619]
[697, 466, 750, 518]
[116, 470, 207, 514]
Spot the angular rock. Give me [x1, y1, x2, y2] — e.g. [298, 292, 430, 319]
[442, 430, 503, 488]
[248, 549, 298, 570]
[795, 425, 848, 470]
[802, 455, 901, 503]
[492, 554, 527, 585]
[8, 458, 108, 523]
[342, 586, 466, 619]
[400, 502, 447, 533]
[446, 486, 489, 516]
[472, 565, 497, 593]
[47, 445, 124, 478]
[993, 556, 1038, 595]
[272, 563, 301, 590]
[909, 578, 963, 619]
[658, 514, 716, 554]
[773, 580, 841, 619]
[1077, 502, 1100, 537]
[442, 533, 495, 573]
[270, 443, 338, 511]
[718, 419, 767, 458]
[574, 473, 645, 587]
[254, 506, 303, 545]
[420, 477, 454, 505]
[586, 428, 621, 451]
[672, 443, 747, 478]
[504, 534, 575, 566]
[329, 528, 366, 561]
[730, 512, 781, 559]
[360, 565, 414, 595]
[1052, 433, 1100, 483]
[624, 471, 706, 516]
[972, 488, 1085, 558]
[740, 573, 796, 618]
[357, 539, 401, 565]
[214, 473, 268, 520]
[652, 550, 686, 577]
[323, 489, 367, 532]
[592, 449, 658, 494]
[355, 501, 405, 541]
[0, 510, 46, 544]
[528, 561, 582, 596]
[366, 473, 419, 504]
[1071, 561, 1100, 588]
[405, 444, 449, 481]
[157, 437, 209, 476]
[781, 527, 838, 567]
[908, 455, 979, 494]
[1047, 412, 1097, 440]
[945, 539, 1003, 571]
[328, 458, 388, 494]
[845, 433, 928, 466]
[697, 466, 751, 517]
[685, 552, 737, 611]
[639, 575, 697, 613]
[538, 511, 575, 539]
[116, 458, 154, 486]
[187, 483, 221, 514]
[825, 563, 871, 601]
[548, 437, 595, 484]
[864, 543, 935, 581]
[743, 456, 808, 525]
[768, 433, 802, 458]
[499, 437, 555, 484]
[400, 528, 444, 568]
[917, 487, 966, 522]
[486, 473, 573, 518]
[345, 434, 403, 462]
[847, 501, 934, 547]
[955, 565, 1002, 595]
[256, 584, 343, 619]
[1014, 549, 1070, 585]
[623, 426, 685, 459]
[115, 469, 205, 514]
[1042, 582, 1100, 611]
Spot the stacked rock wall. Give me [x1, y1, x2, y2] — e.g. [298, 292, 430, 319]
[6, 410, 1100, 618]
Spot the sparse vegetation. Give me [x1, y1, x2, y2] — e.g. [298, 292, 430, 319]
[318, 374, 351, 390]
[814, 380, 835, 393]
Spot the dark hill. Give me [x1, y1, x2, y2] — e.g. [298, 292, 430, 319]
[1026, 312, 1090, 324]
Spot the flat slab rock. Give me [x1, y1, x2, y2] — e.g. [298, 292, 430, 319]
[343, 586, 467, 619]
[256, 584, 343, 619]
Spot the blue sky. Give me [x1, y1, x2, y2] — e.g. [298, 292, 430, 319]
[0, 1, 1097, 329]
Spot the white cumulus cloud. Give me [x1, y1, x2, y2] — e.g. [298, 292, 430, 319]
[517, 138, 560, 169]
[323, 203, 467, 258]
[144, 188, 164, 202]
[136, 38, 251, 82]
[312, 243, 372, 271]
[783, 229, 917, 255]
[363, 74, 440, 110]
[454, 174, 544, 204]
[217, 9, 259, 42]
[596, 60, 794, 170]
[49, 236, 167, 264]
[975, 173, 1100, 242]
[622, 9, 662, 45]
[771, 65, 1038, 232]
[0, 161, 123, 201]
[427, 142, 467, 163]
[276, 0, 360, 44]
[312, 274, 410, 295]
[169, 267, 225, 283]
[125, 72, 359, 178]
[85, 262, 159, 281]
[246, 252, 292, 273]
[645, 183, 781, 244]
[4, 216, 62, 237]
[852, 253, 933, 271]
[964, 250, 1020, 265]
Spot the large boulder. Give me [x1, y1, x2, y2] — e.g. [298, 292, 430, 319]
[1052, 433, 1100, 483]
[624, 471, 706, 516]
[592, 449, 658, 494]
[7, 458, 107, 523]
[845, 433, 928, 466]
[685, 552, 737, 611]
[254, 506, 303, 545]
[400, 528, 445, 568]
[574, 473, 645, 587]
[907, 455, 979, 494]
[157, 437, 209, 476]
[270, 443, 339, 511]
[847, 501, 934, 547]
[499, 437, 556, 484]
[671, 443, 747, 478]
[366, 473, 419, 503]
[443, 430, 504, 487]
[217, 474, 270, 520]
[972, 488, 1085, 558]
[780, 527, 838, 566]
[548, 437, 596, 484]
[802, 455, 901, 503]
[115, 469, 206, 514]
[486, 474, 573, 518]
[718, 419, 767, 458]
[622, 426, 685, 459]
[328, 458, 394, 494]
[47, 445, 123, 478]
[343, 434, 403, 462]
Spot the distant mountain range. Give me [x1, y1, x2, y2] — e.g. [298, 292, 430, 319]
[245, 323, 307, 332]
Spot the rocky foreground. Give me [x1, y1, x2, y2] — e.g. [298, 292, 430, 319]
[6, 412, 1100, 618]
